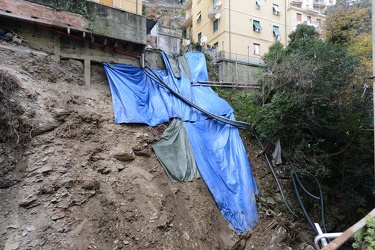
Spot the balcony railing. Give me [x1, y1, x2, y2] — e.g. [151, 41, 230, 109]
[207, 3, 220, 19]
[215, 51, 263, 66]
[313, 0, 327, 6]
[181, 0, 192, 10]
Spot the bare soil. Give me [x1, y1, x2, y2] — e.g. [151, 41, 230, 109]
[0, 40, 315, 250]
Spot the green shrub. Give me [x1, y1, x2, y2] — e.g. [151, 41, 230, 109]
[353, 217, 375, 250]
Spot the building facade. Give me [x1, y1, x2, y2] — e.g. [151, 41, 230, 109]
[181, 0, 335, 68]
[90, 0, 143, 15]
[287, 0, 334, 37]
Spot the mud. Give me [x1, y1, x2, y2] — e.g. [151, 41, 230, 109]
[0, 40, 313, 250]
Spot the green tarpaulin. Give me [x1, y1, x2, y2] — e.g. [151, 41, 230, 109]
[152, 119, 200, 182]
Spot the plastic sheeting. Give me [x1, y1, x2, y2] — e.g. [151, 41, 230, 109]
[103, 51, 258, 233]
[152, 118, 200, 182]
[186, 52, 209, 84]
[184, 117, 258, 232]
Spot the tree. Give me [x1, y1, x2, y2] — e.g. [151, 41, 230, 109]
[253, 24, 374, 229]
[324, 0, 371, 47]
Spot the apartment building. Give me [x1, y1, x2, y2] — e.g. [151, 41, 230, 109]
[287, 0, 335, 37]
[181, 0, 335, 66]
[90, 0, 143, 15]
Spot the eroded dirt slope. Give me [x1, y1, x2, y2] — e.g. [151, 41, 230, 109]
[0, 41, 313, 250]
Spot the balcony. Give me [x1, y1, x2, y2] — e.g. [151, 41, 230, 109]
[181, 0, 192, 10]
[313, 0, 327, 6]
[181, 7, 193, 27]
[290, 0, 303, 3]
[207, 3, 221, 19]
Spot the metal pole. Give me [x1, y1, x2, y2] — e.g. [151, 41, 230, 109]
[248, 45, 249, 64]
[372, 0, 375, 189]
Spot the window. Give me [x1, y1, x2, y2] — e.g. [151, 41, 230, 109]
[273, 4, 280, 15]
[296, 13, 302, 22]
[213, 42, 218, 49]
[273, 26, 281, 41]
[253, 43, 260, 55]
[253, 20, 262, 32]
[213, 20, 219, 32]
[196, 11, 202, 23]
[213, 0, 220, 9]
[256, 0, 261, 9]
[198, 33, 202, 44]
[307, 16, 311, 23]
[317, 18, 321, 26]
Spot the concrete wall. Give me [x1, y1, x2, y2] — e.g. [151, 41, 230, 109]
[157, 34, 181, 54]
[219, 61, 259, 84]
[21, 0, 147, 44]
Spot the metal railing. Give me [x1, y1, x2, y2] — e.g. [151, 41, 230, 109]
[315, 208, 375, 250]
[215, 51, 263, 66]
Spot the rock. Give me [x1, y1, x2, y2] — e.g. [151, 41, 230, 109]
[266, 197, 276, 205]
[38, 166, 53, 175]
[0, 179, 19, 189]
[117, 165, 126, 171]
[51, 108, 72, 120]
[81, 179, 100, 190]
[4, 234, 22, 250]
[157, 213, 172, 230]
[182, 231, 190, 241]
[113, 150, 135, 162]
[32, 120, 61, 136]
[297, 242, 315, 250]
[265, 226, 288, 250]
[58, 177, 74, 188]
[132, 143, 146, 151]
[19, 195, 38, 208]
[98, 167, 111, 174]
[51, 211, 66, 221]
[25, 225, 36, 231]
[133, 147, 151, 157]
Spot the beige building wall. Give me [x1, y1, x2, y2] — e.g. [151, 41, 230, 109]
[286, 0, 330, 39]
[181, 0, 332, 64]
[90, 0, 142, 15]
[286, 7, 326, 38]
[182, 0, 288, 62]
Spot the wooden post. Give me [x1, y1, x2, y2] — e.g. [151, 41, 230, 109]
[53, 33, 60, 62]
[84, 58, 90, 87]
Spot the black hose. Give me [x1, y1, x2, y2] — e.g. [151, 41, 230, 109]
[143, 67, 250, 129]
[294, 171, 320, 200]
[254, 133, 298, 218]
[291, 171, 319, 235]
[307, 172, 327, 233]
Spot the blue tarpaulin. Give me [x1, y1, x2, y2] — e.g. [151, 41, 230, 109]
[103, 51, 259, 233]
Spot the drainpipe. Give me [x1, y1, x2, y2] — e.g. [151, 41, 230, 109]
[285, 0, 287, 44]
[229, 0, 231, 60]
